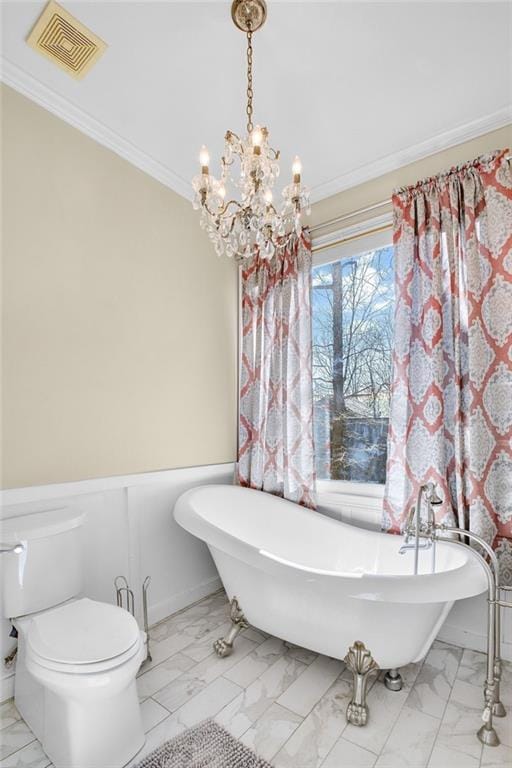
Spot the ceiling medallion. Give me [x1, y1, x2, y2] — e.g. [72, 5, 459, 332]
[192, 0, 310, 261]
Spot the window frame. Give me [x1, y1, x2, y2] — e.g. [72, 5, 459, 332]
[311, 213, 393, 503]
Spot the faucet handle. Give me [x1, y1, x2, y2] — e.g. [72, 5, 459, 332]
[403, 506, 416, 539]
[426, 482, 443, 506]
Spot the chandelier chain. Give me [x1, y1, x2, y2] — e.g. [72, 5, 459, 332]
[246, 28, 254, 134]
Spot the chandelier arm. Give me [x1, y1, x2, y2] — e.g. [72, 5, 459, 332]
[225, 130, 241, 145]
[203, 199, 245, 219]
[219, 199, 246, 216]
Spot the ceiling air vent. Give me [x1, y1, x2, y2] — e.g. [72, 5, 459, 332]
[27, 1, 107, 79]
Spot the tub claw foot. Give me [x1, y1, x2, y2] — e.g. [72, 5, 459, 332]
[213, 597, 248, 658]
[346, 701, 369, 727]
[213, 637, 232, 658]
[343, 641, 379, 727]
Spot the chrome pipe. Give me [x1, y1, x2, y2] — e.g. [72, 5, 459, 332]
[414, 489, 422, 576]
[440, 531, 502, 662]
[426, 484, 442, 574]
[400, 486, 434, 574]
[435, 533, 500, 746]
[398, 482, 507, 745]
[440, 526, 505, 719]
[0, 542, 25, 554]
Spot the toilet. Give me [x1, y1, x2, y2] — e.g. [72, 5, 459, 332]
[1, 508, 146, 768]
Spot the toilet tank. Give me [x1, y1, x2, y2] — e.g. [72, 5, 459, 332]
[1, 508, 85, 618]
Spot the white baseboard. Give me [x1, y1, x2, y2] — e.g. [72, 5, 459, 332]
[0, 673, 14, 704]
[148, 577, 222, 627]
[437, 623, 512, 663]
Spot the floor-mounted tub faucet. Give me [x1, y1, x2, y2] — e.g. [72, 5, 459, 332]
[397, 486, 508, 748]
[399, 482, 443, 574]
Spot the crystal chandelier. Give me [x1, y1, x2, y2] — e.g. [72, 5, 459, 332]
[192, 0, 310, 261]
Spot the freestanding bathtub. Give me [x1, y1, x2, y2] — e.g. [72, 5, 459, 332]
[174, 484, 486, 719]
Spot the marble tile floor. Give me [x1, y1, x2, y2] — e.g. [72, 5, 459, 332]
[1, 590, 510, 768]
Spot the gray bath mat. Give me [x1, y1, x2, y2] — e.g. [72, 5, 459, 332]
[135, 719, 274, 768]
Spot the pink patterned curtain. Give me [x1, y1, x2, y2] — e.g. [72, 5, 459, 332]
[383, 149, 512, 583]
[237, 231, 316, 508]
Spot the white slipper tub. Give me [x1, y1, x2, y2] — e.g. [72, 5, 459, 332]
[174, 484, 486, 671]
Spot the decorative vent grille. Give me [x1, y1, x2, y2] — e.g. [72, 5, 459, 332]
[27, 1, 107, 79]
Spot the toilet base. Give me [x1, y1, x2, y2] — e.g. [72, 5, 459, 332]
[15, 626, 146, 768]
[42, 678, 145, 768]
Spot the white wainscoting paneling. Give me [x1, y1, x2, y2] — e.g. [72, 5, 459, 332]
[0, 463, 234, 703]
[1, 470, 508, 703]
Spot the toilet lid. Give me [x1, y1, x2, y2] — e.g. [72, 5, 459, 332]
[27, 598, 140, 665]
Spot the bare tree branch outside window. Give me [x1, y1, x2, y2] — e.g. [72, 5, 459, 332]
[312, 247, 394, 483]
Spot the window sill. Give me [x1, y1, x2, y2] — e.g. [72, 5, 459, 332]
[316, 479, 385, 500]
[316, 480, 384, 531]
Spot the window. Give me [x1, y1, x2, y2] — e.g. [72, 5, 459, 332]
[312, 236, 394, 486]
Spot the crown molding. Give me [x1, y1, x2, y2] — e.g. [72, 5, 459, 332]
[0, 57, 193, 201]
[310, 106, 512, 204]
[2, 57, 510, 206]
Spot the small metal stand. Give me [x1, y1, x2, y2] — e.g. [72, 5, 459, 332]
[115, 575, 135, 615]
[142, 576, 152, 663]
[213, 596, 248, 657]
[114, 575, 152, 665]
[342, 641, 380, 726]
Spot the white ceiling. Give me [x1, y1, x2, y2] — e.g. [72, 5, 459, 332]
[2, 1, 511, 202]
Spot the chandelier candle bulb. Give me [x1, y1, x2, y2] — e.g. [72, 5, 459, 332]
[292, 155, 302, 183]
[199, 145, 210, 174]
[251, 125, 263, 154]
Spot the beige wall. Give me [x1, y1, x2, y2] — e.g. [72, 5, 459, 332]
[311, 125, 512, 236]
[2, 83, 510, 490]
[1, 85, 237, 488]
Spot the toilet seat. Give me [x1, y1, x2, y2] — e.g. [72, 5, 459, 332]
[28, 632, 144, 675]
[26, 597, 142, 673]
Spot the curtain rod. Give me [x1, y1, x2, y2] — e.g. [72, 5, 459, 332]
[311, 222, 392, 254]
[310, 153, 512, 235]
[309, 199, 389, 234]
